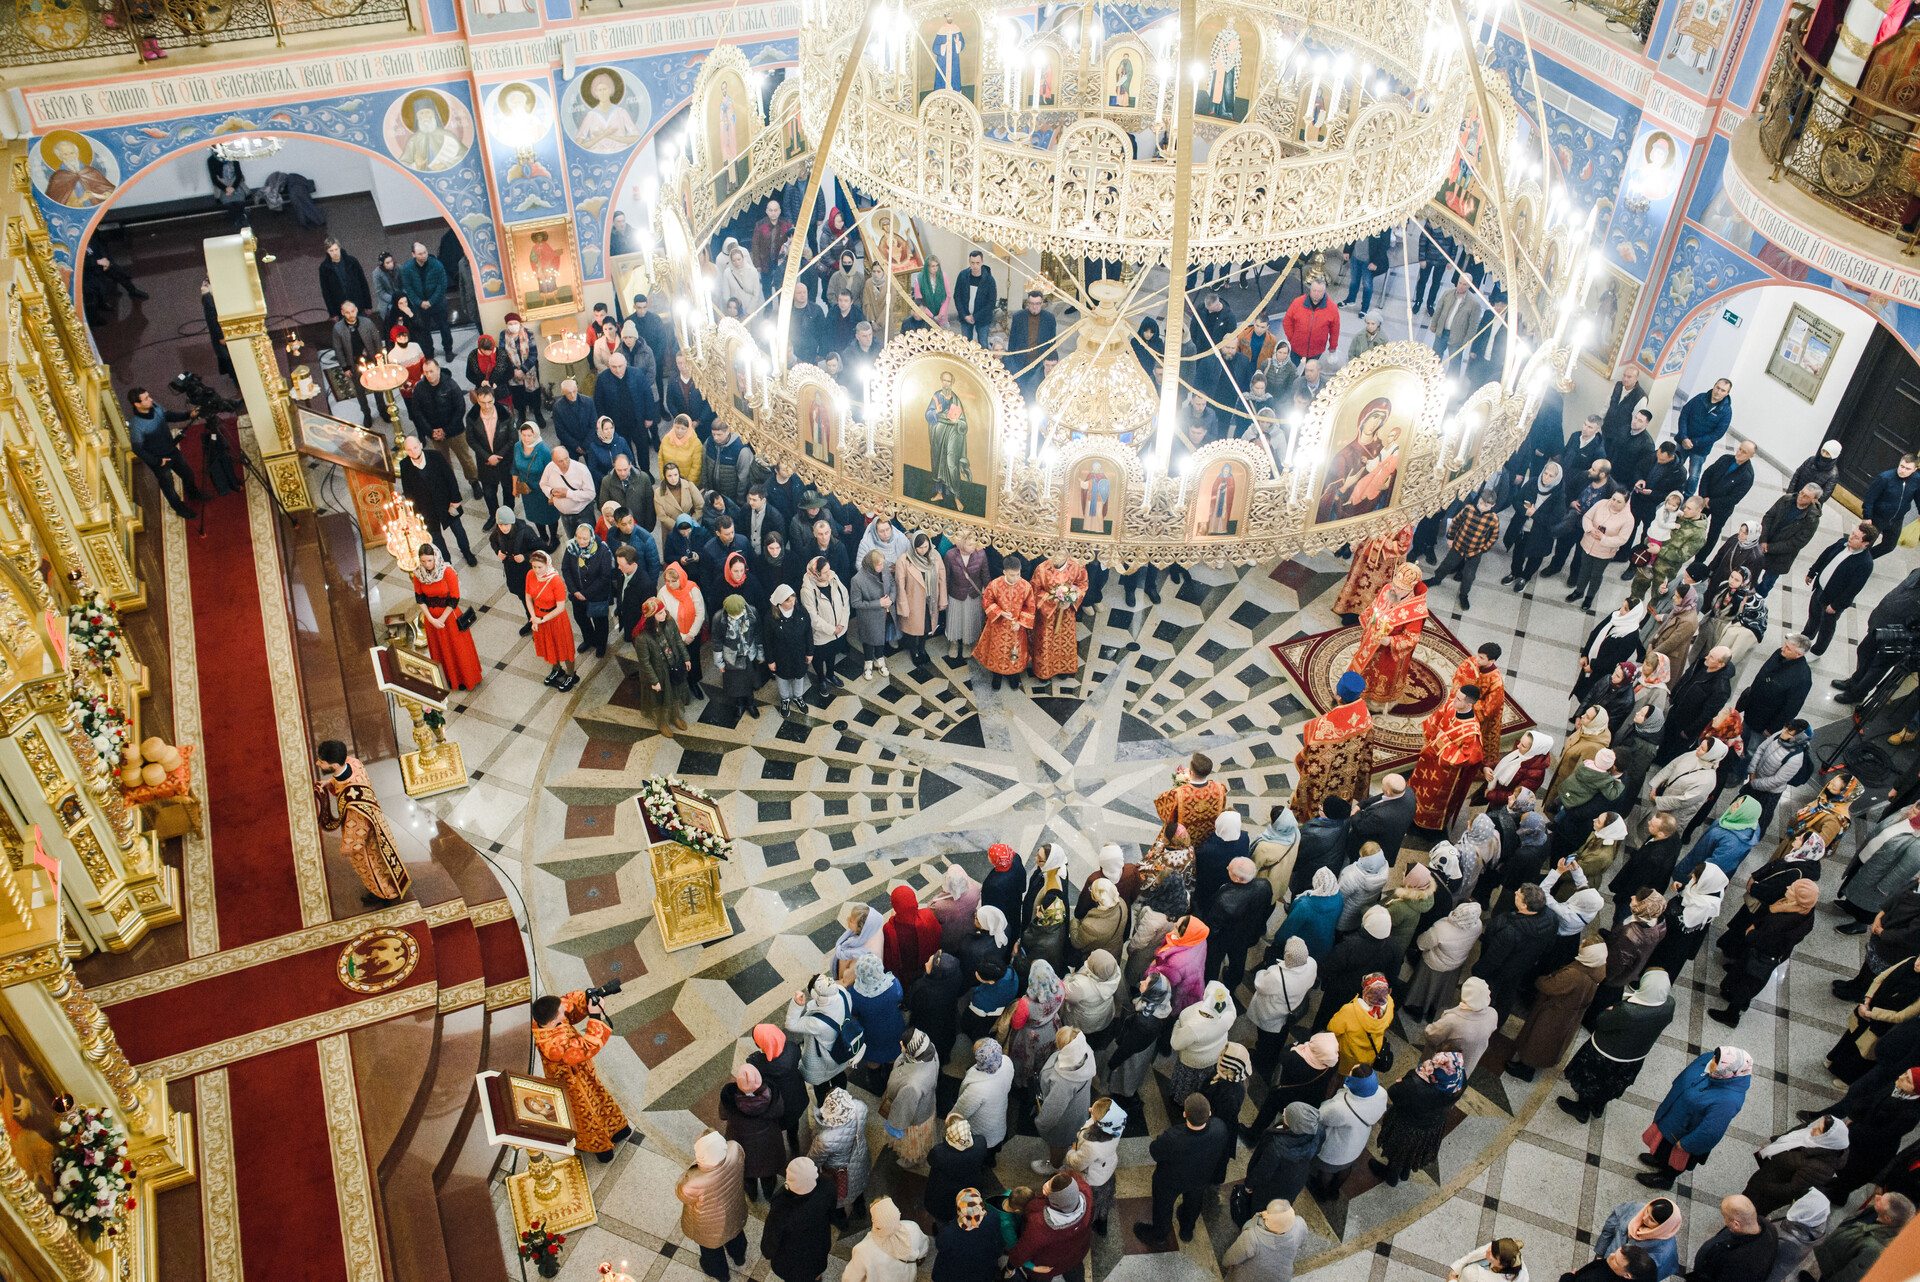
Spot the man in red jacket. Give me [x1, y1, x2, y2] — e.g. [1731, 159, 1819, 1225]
[1283, 276, 1341, 363]
[1010, 1170, 1094, 1279]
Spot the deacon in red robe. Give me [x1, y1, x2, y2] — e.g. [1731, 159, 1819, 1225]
[1348, 563, 1429, 709]
[974, 555, 1037, 689]
[1444, 642, 1507, 763]
[1410, 686, 1486, 832]
[1291, 669, 1374, 822]
[1029, 554, 1089, 681]
[1333, 524, 1413, 618]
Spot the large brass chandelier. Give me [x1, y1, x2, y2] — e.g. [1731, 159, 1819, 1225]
[641, 0, 1599, 568]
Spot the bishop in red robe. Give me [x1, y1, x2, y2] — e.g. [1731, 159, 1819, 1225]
[1333, 524, 1413, 618]
[1348, 563, 1429, 710]
[1410, 686, 1486, 832]
[1292, 669, 1374, 822]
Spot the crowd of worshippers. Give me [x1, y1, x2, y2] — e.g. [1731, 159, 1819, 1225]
[658, 726, 1920, 1282]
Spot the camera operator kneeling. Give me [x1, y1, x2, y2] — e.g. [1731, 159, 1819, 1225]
[531, 985, 633, 1161]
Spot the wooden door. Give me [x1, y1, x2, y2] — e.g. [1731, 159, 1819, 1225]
[1829, 325, 1920, 509]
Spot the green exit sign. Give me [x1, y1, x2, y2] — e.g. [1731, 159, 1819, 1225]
[1722, 309, 1743, 326]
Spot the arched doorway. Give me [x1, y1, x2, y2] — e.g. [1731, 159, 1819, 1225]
[1663, 281, 1920, 502]
[69, 135, 480, 405]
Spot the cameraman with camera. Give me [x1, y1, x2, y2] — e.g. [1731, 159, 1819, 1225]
[530, 982, 632, 1162]
[126, 386, 209, 519]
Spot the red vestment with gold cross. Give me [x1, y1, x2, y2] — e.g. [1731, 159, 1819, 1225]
[1291, 698, 1374, 822]
[1410, 707, 1486, 830]
[1444, 656, 1507, 763]
[1348, 581, 1428, 708]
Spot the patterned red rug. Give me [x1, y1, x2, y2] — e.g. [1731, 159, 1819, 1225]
[1271, 616, 1537, 775]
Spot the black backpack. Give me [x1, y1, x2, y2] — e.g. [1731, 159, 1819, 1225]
[814, 993, 865, 1065]
[1788, 748, 1816, 789]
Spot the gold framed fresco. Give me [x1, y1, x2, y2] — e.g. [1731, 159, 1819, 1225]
[771, 78, 809, 160]
[794, 374, 843, 471]
[1104, 42, 1145, 110]
[1581, 264, 1641, 378]
[502, 216, 581, 319]
[858, 206, 925, 276]
[702, 65, 756, 205]
[0, 1022, 63, 1200]
[1061, 451, 1129, 538]
[1193, 11, 1260, 123]
[866, 329, 1023, 525]
[1301, 347, 1445, 531]
[1031, 45, 1064, 108]
[917, 8, 980, 103]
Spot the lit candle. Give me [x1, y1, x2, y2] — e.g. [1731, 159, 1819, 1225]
[1153, 63, 1168, 129]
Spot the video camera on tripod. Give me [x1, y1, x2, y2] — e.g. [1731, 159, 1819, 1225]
[168, 371, 245, 420]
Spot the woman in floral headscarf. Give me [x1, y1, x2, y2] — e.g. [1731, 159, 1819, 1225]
[1370, 1050, 1466, 1186]
[1770, 771, 1863, 867]
[932, 1185, 1003, 1281]
[924, 1115, 989, 1226]
[980, 843, 1027, 936]
[879, 1029, 941, 1164]
[1633, 651, 1673, 716]
[1713, 878, 1818, 1023]
[1109, 975, 1174, 1104]
[1064, 1097, 1125, 1234]
[1139, 817, 1196, 892]
[1011, 960, 1067, 1085]
[1327, 975, 1394, 1076]
[807, 1086, 872, 1220]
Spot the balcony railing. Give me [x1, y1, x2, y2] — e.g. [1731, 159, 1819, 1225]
[0, 0, 411, 67]
[1755, 12, 1920, 254]
[1566, 0, 1658, 47]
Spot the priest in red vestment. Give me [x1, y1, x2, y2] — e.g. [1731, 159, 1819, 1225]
[1030, 553, 1088, 681]
[1333, 524, 1413, 619]
[1155, 751, 1230, 845]
[1444, 642, 1507, 763]
[1410, 685, 1486, 832]
[974, 555, 1037, 690]
[313, 740, 411, 904]
[1348, 563, 1429, 709]
[1292, 669, 1374, 822]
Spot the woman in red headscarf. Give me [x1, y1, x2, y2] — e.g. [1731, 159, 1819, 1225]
[883, 884, 942, 977]
[981, 843, 1027, 937]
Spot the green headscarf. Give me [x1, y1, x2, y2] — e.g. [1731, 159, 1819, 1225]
[1720, 796, 1761, 830]
[917, 259, 946, 316]
[724, 594, 746, 617]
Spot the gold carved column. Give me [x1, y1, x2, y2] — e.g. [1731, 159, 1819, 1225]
[204, 230, 312, 513]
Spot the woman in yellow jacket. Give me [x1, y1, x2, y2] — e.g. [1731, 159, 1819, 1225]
[659, 413, 705, 487]
[1327, 975, 1395, 1075]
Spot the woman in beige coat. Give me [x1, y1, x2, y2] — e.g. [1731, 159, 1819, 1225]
[655, 461, 703, 530]
[1545, 707, 1609, 806]
[893, 532, 949, 665]
[1070, 878, 1128, 960]
[1421, 976, 1499, 1077]
[675, 1130, 748, 1275]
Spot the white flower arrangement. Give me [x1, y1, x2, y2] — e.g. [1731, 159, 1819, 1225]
[69, 694, 129, 764]
[64, 594, 123, 669]
[636, 777, 732, 860]
[51, 1106, 134, 1242]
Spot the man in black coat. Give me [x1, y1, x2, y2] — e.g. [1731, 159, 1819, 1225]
[1558, 415, 1608, 482]
[1809, 523, 1881, 663]
[1135, 1094, 1232, 1246]
[1686, 1195, 1777, 1282]
[410, 360, 476, 496]
[611, 545, 653, 653]
[1836, 562, 1920, 699]
[1600, 367, 1648, 441]
[398, 436, 474, 565]
[1345, 776, 1417, 862]
[318, 239, 372, 320]
[786, 282, 828, 367]
[1504, 460, 1568, 589]
[953, 249, 998, 346]
[1736, 635, 1812, 738]
[488, 510, 542, 633]
[1657, 646, 1736, 764]
[593, 351, 657, 457]
[1473, 883, 1558, 1017]
[464, 387, 518, 519]
[1287, 796, 1351, 900]
[1206, 859, 1273, 993]
[1695, 440, 1756, 555]
[662, 350, 715, 437]
[1754, 485, 1825, 595]
[1007, 291, 1059, 399]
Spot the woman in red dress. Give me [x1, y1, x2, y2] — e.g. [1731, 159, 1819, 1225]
[527, 550, 580, 692]
[412, 544, 482, 691]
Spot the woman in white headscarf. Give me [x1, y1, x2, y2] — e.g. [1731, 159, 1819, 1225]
[1765, 1189, 1830, 1282]
[1745, 1116, 1850, 1216]
[1033, 1027, 1097, 1170]
[1485, 732, 1554, 810]
[1646, 864, 1728, 981]
[842, 1196, 927, 1282]
[1250, 805, 1302, 912]
[1069, 878, 1128, 961]
[1248, 936, 1319, 1081]
[1407, 900, 1484, 1021]
[1061, 949, 1123, 1048]
[1422, 976, 1499, 1077]
[1168, 980, 1237, 1102]
[1022, 843, 1073, 971]
[833, 904, 886, 984]
[1547, 707, 1611, 806]
[1560, 967, 1678, 1122]
[927, 863, 981, 953]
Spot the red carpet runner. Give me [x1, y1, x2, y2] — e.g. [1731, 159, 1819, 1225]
[183, 487, 310, 950]
[227, 1044, 349, 1279]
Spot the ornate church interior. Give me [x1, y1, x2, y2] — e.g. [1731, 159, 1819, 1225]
[2, 0, 1920, 1277]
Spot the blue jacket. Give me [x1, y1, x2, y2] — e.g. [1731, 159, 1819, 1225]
[1671, 821, 1758, 885]
[552, 394, 598, 458]
[581, 430, 621, 484]
[848, 975, 905, 1065]
[396, 255, 447, 309]
[608, 525, 662, 585]
[1863, 467, 1920, 532]
[1676, 391, 1732, 457]
[593, 364, 656, 445]
[1594, 1202, 1682, 1279]
[1273, 891, 1342, 961]
[1652, 1051, 1748, 1156]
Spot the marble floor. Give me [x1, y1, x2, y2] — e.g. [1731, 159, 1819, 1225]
[320, 279, 1920, 1279]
